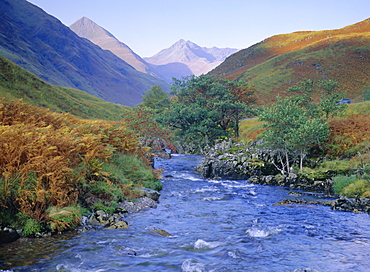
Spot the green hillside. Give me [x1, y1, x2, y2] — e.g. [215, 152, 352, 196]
[0, 55, 129, 120]
[211, 18, 370, 105]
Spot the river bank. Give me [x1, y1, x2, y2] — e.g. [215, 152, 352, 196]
[2, 154, 370, 271]
[0, 188, 161, 246]
[197, 139, 370, 214]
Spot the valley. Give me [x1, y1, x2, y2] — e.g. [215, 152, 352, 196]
[0, 1, 370, 271]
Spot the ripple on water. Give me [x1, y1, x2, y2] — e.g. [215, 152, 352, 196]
[193, 239, 223, 249]
[245, 227, 282, 238]
[181, 259, 205, 272]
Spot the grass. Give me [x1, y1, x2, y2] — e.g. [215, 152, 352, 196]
[239, 118, 265, 143]
[0, 55, 129, 121]
[333, 175, 359, 195]
[102, 153, 162, 192]
[342, 100, 370, 116]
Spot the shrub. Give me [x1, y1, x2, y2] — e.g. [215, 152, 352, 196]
[333, 175, 358, 195]
[21, 217, 42, 237]
[92, 201, 116, 214]
[342, 179, 370, 198]
[328, 114, 370, 157]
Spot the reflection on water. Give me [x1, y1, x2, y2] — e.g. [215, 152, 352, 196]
[1, 154, 370, 272]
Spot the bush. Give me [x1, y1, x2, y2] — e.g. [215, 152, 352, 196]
[333, 175, 358, 195]
[21, 217, 42, 237]
[342, 179, 370, 198]
[92, 201, 116, 214]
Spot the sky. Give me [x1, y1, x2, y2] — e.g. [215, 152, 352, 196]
[28, 0, 370, 57]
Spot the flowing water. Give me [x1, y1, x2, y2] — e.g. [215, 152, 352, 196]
[1, 154, 370, 272]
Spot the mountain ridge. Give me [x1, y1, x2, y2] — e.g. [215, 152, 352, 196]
[0, 0, 168, 106]
[210, 18, 370, 104]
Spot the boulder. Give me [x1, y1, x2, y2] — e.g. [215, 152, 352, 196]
[88, 210, 116, 226]
[331, 196, 370, 213]
[148, 228, 173, 237]
[0, 227, 20, 244]
[135, 187, 160, 201]
[105, 220, 129, 230]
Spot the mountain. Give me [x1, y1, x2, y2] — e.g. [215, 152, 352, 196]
[210, 18, 370, 105]
[0, 54, 129, 120]
[144, 39, 238, 81]
[69, 17, 165, 81]
[0, 0, 169, 106]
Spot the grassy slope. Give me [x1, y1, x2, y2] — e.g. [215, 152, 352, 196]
[211, 18, 370, 105]
[0, 55, 129, 120]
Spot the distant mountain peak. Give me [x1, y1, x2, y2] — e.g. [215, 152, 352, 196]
[70, 16, 115, 40]
[144, 40, 238, 76]
[70, 17, 165, 80]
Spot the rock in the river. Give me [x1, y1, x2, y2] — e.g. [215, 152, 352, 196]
[273, 199, 309, 206]
[105, 220, 129, 229]
[117, 197, 158, 213]
[198, 139, 280, 180]
[0, 227, 20, 244]
[88, 210, 116, 226]
[83, 210, 129, 231]
[331, 196, 370, 213]
[148, 228, 173, 237]
[135, 187, 160, 201]
[249, 174, 334, 194]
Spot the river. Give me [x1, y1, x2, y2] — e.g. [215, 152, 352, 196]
[1, 154, 370, 271]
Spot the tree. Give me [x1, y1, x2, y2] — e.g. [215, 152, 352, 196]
[122, 107, 175, 151]
[160, 75, 256, 150]
[140, 85, 170, 114]
[318, 80, 346, 119]
[259, 79, 344, 174]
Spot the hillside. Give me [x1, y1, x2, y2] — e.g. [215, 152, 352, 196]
[69, 17, 165, 81]
[210, 18, 370, 105]
[144, 39, 238, 81]
[0, 0, 168, 106]
[0, 55, 129, 120]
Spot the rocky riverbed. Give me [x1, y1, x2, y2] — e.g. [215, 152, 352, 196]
[0, 187, 161, 245]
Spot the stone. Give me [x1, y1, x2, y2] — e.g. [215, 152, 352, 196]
[273, 199, 308, 206]
[135, 187, 160, 201]
[0, 227, 20, 244]
[105, 220, 129, 230]
[331, 196, 370, 213]
[117, 197, 158, 213]
[88, 210, 115, 226]
[148, 228, 173, 237]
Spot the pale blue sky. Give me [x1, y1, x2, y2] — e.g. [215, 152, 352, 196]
[28, 0, 370, 57]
